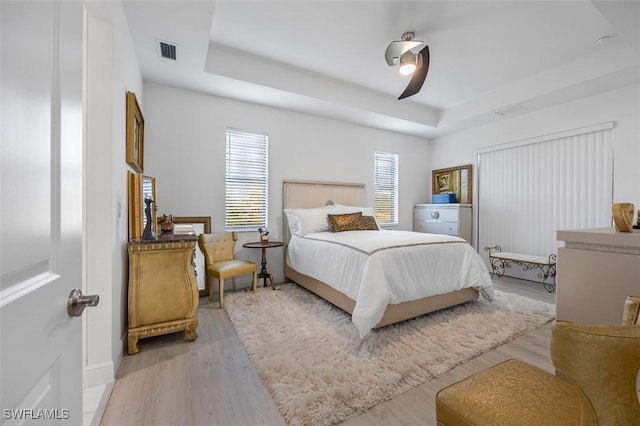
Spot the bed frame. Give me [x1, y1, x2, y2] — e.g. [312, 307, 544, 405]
[283, 179, 479, 329]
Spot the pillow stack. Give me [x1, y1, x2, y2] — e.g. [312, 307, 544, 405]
[284, 204, 381, 236]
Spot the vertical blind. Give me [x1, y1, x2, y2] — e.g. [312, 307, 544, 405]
[478, 122, 614, 281]
[225, 128, 268, 230]
[374, 151, 399, 225]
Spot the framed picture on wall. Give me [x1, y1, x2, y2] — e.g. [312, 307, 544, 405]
[126, 91, 144, 173]
[432, 164, 473, 204]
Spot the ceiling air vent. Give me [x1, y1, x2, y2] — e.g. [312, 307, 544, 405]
[157, 40, 177, 60]
[494, 104, 527, 116]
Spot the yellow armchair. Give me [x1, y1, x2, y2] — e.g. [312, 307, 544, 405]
[624, 295, 640, 325]
[436, 296, 640, 426]
[198, 232, 257, 309]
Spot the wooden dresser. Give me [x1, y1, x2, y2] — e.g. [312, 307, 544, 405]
[556, 227, 640, 325]
[127, 234, 199, 354]
[414, 204, 472, 243]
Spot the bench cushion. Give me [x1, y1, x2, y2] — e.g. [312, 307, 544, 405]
[435, 359, 596, 426]
[491, 252, 555, 265]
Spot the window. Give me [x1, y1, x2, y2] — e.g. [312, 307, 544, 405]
[225, 129, 268, 230]
[374, 151, 398, 225]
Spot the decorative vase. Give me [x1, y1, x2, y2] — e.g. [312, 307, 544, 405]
[159, 214, 174, 233]
[261, 234, 269, 243]
[611, 203, 635, 233]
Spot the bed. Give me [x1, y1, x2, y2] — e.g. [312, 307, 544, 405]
[283, 179, 494, 337]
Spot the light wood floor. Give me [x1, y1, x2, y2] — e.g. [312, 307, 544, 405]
[100, 277, 556, 426]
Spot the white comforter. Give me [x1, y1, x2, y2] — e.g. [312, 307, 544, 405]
[286, 230, 494, 337]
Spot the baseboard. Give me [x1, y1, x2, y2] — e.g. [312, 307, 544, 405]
[112, 336, 123, 375]
[84, 361, 114, 389]
[82, 337, 124, 425]
[83, 333, 123, 388]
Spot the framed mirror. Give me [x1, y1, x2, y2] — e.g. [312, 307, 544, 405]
[432, 164, 473, 204]
[128, 171, 157, 240]
[173, 216, 211, 296]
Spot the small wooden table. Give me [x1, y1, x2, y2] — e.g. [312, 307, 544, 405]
[242, 241, 284, 290]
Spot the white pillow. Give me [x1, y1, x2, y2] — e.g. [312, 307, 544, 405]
[334, 204, 382, 228]
[284, 205, 338, 236]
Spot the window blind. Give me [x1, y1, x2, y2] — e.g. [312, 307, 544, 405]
[374, 151, 399, 225]
[225, 129, 268, 230]
[477, 122, 614, 282]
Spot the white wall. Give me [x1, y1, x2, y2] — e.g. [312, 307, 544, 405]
[106, 1, 143, 367]
[142, 83, 431, 284]
[84, 0, 142, 399]
[429, 83, 640, 248]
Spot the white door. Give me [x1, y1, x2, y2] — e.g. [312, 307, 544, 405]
[1, 1, 87, 424]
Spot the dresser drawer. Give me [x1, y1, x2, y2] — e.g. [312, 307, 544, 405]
[414, 220, 458, 236]
[414, 206, 459, 222]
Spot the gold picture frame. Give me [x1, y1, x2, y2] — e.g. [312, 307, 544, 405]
[432, 164, 473, 204]
[127, 172, 157, 240]
[173, 216, 211, 297]
[126, 91, 144, 173]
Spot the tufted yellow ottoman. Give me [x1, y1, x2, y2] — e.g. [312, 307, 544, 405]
[435, 359, 597, 426]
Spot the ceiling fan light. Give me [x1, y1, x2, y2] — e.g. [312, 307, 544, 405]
[399, 63, 416, 75]
[399, 51, 416, 75]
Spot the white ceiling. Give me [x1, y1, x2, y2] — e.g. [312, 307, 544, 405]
[122, 0, 640, 138]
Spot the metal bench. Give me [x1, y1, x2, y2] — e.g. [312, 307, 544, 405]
[484, 245, 556, 293]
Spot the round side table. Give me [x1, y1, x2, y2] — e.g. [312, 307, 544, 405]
[242, 241, 284, 290]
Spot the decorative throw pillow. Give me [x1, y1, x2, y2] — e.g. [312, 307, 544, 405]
[327, 212, 362, 232]
[333, 204, 383, 229]
[358, 215, 379, 230]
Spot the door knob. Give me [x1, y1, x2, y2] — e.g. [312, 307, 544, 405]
[67, 288, 100, 317]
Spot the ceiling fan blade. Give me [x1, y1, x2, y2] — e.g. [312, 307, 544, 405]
[384, 40, 423, 66]
[398, 45, 430, 100]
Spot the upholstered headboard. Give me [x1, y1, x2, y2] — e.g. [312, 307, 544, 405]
[282, 179, 366, 243]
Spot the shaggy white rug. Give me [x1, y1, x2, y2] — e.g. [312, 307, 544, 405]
[224, 284, 555, 426]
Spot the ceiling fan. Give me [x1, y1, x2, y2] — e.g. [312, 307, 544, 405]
[384, 32, 430, 100]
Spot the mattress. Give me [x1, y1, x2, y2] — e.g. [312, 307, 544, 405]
[286, 229, 494, 337]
